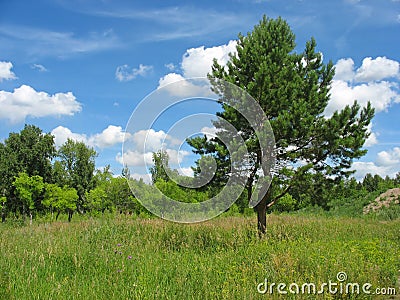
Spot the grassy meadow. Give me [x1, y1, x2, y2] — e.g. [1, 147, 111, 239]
[0, 214, 399, 299]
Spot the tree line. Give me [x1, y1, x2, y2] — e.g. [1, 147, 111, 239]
[0, 124, 398, 225]
[0, 124, 146, 223]
[150, 150, 400, 216]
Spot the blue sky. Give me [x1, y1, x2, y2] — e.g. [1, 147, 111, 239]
[0, 0, 399, 182]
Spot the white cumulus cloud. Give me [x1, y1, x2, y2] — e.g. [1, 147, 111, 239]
[89, 125, 127, 148]
[115, 64, 153, 81]
[118, 128, 190, 167]
[131, 129, 170, 153]
[325, 56, 400, 117]
[376, 147, 400, 167]
[334, 58, 355, 81]
[355, 56, 399, 82]
[51, 125, 128, 148]
[0, 61, 17, 82]
[158, 73, 212, 97]
[116, 150, 154, 166]
[181, 40, 237, 78]
[51, 126, 88, 147]
[178, 167, 194, 177]
[157, 40, 237, 97]
[352, 147, 400, 180]
[364, 123, 379, 147]
[0, 85, 82, 123]
[165, 149, 190, 165]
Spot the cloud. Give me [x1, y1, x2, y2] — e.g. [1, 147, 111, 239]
[117, 128, 190, 167]
[0, 61, 17, 82]
[200, 126, 219, 140]
[31, 64, 48, 72]
[0, 25, 120, 58]
[352, 162, 390, 180]
[181, 40, 237, 78]
[130, 129, 181, 152]
[178, 167, 194, 177]
[51, 125, 127, 148]
[51, 126, 88, 147]
[131, 129, 169, 153]
[326, 80, 399, 115]
[165, 63, 176, 71]
[158, 73, 185, 87]
[364, 124, 378, 147]
[0, 85, 82, 123]
[352, 147, 400, 180]
[116, 150, 154, 166]
[115, 64, 153, 82]
[325, 57, 400, 116]
[334, 58, 355, 81]
[158, 73, 212, 97]
[89, 125, 127, 148]
[84, 6, 248, 42]
[376, 147, 400, 167]
[353, 147, 400, 180]
[165, 149, 190, 165]
[116, 149, 189, 167]
[157, 40, 237, 97]
[355, 57, 399, 82]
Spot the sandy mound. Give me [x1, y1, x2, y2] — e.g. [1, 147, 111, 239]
[363, 188, 400, 214]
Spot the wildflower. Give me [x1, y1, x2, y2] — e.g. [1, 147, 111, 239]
[117, 243, 122, 247]
[127, 255, 132, 260]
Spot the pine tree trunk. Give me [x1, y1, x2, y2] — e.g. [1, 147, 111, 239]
[255, 197, 267, 237]
[255, 183, 272, 237]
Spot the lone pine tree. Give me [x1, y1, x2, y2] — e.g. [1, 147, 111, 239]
[188, 16, 374, 235]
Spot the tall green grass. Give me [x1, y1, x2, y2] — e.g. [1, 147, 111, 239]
[0, 214, 399, 299]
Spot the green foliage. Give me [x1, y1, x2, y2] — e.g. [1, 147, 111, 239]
[3, 125, 55, 181]
[154, 179, 210, 203]
[86, 186, 112, 213]
[150, 150, 177, 183]
[271, 193, 297, 213]
[90, 167, 135, 214]
[43, 184, 78, 220]
[13, 172, 45, 220]
[0, 125, 55, 216]
[57, 138, 97, 211]
[362, 173, 396, 193]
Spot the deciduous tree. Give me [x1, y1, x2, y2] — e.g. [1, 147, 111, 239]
[13, 172, 44, 224]
[57, 139, 97, 212]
